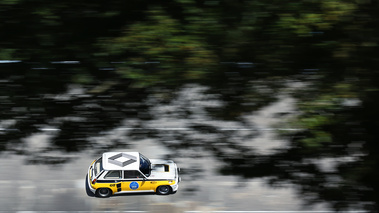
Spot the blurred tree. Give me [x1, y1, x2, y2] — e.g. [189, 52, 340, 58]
[216, 0, 379, 211]
[100, 7, 217, 87]
[1, 0, 379, 211]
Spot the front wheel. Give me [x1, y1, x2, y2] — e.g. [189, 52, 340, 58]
[96, 188, 112, 198]
[156, 185, 171, 195]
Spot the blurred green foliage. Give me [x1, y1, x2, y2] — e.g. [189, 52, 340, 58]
[1, 0, 379, 210]
[101, 7, 217, 87]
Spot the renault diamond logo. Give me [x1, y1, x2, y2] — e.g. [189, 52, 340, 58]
[108, 153, 137, 167]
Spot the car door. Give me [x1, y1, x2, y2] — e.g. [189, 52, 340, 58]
[102, 170, 122, 193]
[121, 170, 152, 192]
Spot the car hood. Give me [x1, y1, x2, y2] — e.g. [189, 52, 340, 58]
[148, 159, 177, 180]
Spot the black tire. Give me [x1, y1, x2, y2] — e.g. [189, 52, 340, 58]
[96, 188, 112, 198]
[156, 185, 171, 195]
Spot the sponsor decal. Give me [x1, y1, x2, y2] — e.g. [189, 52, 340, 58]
[129, 181, 139, 190]
[117, 183, 122, 192]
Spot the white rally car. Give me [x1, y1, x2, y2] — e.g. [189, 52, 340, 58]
[87, 152, 180, 197]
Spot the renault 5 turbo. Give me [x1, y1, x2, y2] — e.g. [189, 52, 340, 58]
[87, 152, 180, 197]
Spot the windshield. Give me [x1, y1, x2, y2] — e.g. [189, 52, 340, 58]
[139, 154, 151, 177]
[93, 157, 103, 177]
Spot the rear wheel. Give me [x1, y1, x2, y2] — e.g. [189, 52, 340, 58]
[96, 188, 112, 198]
[156, 185, 171, 195]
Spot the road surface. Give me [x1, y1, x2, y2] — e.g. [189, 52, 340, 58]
[0, 87, 329, 212]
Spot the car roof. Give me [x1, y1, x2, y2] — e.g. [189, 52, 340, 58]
[102, 152, 140, 171]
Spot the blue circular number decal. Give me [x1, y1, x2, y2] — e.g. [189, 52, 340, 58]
[129, 181, 139, 190]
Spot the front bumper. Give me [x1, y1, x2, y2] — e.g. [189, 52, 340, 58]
[171, 183, 179, 192]
[170, 165, 181, 193]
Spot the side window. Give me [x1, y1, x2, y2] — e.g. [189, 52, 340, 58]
[94, 157, 103, 177]
[124, 170, 144, 179]
[104, 170, 121, 179]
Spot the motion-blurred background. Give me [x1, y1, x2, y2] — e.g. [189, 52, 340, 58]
[0, 0, 378, 212]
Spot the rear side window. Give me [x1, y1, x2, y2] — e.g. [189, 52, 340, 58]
[105, 170, 121, 179]
[94, 157, 103, 177]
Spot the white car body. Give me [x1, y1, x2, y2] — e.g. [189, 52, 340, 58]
[86, 152, 180, 197]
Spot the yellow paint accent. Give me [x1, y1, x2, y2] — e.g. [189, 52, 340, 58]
[90, 180, 175, 194]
